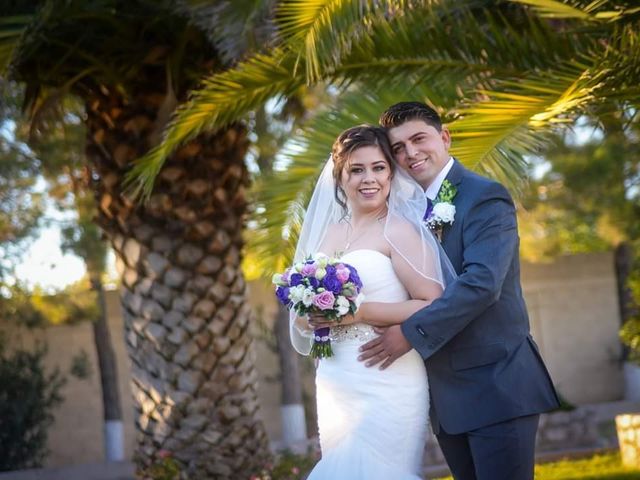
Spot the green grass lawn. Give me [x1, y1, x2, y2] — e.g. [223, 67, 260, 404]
[435, 452, 640, 480]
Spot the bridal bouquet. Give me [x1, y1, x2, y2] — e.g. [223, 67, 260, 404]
[272, 254, 364, 359]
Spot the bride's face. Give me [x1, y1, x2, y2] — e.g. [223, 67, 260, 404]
[340, 146, 392, 212]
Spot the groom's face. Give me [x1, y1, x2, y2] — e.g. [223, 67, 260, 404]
[387, 120, 451, 189]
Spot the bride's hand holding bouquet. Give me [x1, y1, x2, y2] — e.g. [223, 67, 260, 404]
[273, 253, 365, 359]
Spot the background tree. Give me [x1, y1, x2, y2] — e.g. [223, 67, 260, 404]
[0, 80, 44, 281]
[18, 99, 127, 462]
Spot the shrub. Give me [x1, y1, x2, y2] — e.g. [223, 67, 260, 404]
[0, 334, 65, 471]
[136, 450, 181, 480]
[251, 449, 319, 480]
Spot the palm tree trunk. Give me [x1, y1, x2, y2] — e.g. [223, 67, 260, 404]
[273, 304, 307, 449]
[90, 274, 124, 461]
[616, 242, 634, 328]
[84, 83, 270, 478]
[616, 242, 635, 363]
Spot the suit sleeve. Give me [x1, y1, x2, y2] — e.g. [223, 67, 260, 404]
[400, 182, 518, 360]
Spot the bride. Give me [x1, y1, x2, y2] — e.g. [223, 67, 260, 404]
[290, 125, 454, 479]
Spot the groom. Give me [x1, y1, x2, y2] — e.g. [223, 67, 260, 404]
[359, 102, 560, 480]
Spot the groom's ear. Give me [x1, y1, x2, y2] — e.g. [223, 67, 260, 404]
[440, 126, 452, 149]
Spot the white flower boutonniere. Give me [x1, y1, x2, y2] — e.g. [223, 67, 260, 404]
[425, 180, 457, 239]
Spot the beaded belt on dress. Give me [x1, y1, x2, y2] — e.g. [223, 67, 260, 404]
[330, 323, 378, 343]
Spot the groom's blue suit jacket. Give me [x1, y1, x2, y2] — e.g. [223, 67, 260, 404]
[401, 160, 560, 435]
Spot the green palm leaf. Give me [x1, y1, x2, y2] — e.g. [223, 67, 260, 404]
[125, 48, 306, 198]
[451, 60, 604, 190]
[129, 3, 589, 195]
[509, 0, 640, 21]
[508, 0, 596, 19]
[0, 15, 32, 74]
[276, 0, 416, 83]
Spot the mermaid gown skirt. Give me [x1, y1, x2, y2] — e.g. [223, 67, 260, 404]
[307, 249, 429, 480]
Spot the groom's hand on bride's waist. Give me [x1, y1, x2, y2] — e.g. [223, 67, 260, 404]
[358, 325, 411, 370]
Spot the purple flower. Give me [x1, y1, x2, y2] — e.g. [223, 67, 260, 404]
[336, 266, 350, 283]
[308, 277, 320, 289]
[348, 268, 362, 289]
[301, 263, 317, 276]
[275, 286, 290, 305]
[322, 273, 342, 295]
[289, 273, 303, 286]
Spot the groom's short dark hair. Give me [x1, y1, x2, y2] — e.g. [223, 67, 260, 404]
[379, 102, 442, 131]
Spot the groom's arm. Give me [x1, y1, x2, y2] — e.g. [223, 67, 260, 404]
[400, 182, 518, 361]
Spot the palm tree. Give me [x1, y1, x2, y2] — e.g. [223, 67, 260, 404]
[1, 1, 276, 477]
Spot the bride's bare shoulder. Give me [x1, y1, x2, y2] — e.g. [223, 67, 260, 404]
[386, 213, 419, 235]
[319, 222, 348, 255]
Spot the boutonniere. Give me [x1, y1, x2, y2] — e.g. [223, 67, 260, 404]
[425, 180, 457, 239]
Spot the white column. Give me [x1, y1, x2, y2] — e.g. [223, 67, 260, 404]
[281, 404, 307, 452]
[104, 420, 125, 461]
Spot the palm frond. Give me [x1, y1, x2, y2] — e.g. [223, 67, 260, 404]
[508, 0, 595, 19]
[0, 15, 32, 74]
[276, 0, 416, 83]
[125, 48, 305, 198]
[509, 0, 640, 21]
[593, 23, 640, 102]
[450, 61, 604, 190]
[129, 3, 593, 195]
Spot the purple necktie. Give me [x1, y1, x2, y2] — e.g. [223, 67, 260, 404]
[424, 197, 434, 221]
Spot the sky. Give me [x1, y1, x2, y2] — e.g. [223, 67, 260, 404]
[1, 122, 117, 293]
[14, 227, 87, 291]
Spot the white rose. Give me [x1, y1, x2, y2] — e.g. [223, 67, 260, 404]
[302, 288, 315, 307]
[433, 202, 456, 224]
[294, 262, 305, 272]
[289, 285, 305, 305]
[315, 267, 327, 280]
[354, 293, 365, 308]
[336, 296, 350, 316]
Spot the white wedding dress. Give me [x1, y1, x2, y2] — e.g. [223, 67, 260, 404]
[307, 249, 429, 480]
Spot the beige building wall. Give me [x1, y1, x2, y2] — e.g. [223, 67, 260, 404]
[1, 251, 623, 468]
[521, 251, 623, 404]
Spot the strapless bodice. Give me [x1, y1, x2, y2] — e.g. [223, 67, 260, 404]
[340, 249, 409, 303]
[330, 249, 409, 343]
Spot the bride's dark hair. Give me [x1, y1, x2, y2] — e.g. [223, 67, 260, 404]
[330, 125, 395, 214]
